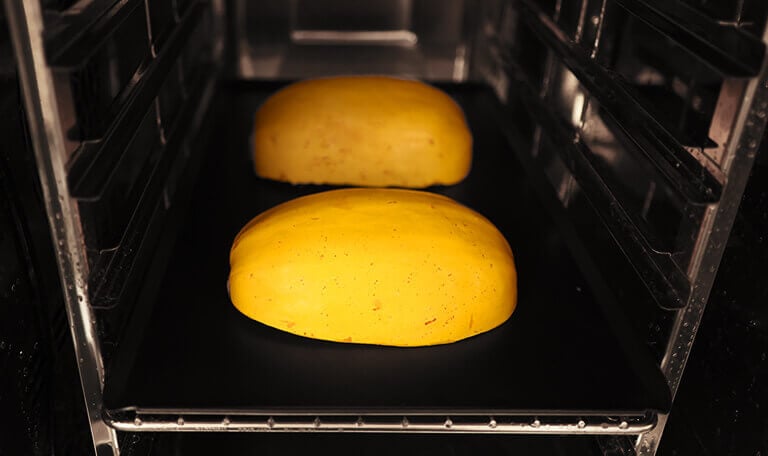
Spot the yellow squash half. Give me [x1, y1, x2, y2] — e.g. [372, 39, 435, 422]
[252, 76, 472, 188]
[229, 188, 517, 347]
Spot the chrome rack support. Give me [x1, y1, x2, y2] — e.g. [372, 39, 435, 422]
[4, 0, 119, 455]
[636, 15, 768, 456]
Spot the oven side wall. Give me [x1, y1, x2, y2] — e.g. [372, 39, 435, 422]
[0, 6, 92, 455]
[659, 131, 768, 456]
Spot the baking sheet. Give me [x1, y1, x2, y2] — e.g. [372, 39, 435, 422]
[103, 82, 670, 415]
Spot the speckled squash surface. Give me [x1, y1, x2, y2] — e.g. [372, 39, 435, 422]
[252, 76, 472, 188]
[228, 188, 516, 346]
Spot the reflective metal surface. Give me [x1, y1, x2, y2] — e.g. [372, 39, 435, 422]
[4, 0, 118, 454]
[233, 0, 471, 80]
[637, 18, 768, 456]
[105, 411, 657, 435]
[6, 1, 767, 454]
[477, 1, 768, 454]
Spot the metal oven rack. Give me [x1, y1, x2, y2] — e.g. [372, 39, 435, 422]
[4, 0, 768, 455]
[94, 82, 670, 438]
[472, 0, 768, 452]
[6, 0, 223, 453]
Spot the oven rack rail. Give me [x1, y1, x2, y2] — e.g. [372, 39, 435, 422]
[613, 0, 765, 77]
[105, 410, 658, 435]
[499, 61, 691, 311]
[516, 0, 724, 207]
[499, 0, 757, 310]
[44, 0, 198, 66]
[67, 2, 205, 198]
[43, 0, 140, 64]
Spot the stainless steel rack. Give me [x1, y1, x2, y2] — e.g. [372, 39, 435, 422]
[5, 0, 768, 455]
[614, 0, 765, 77]
[476, 0, 768, 452]
[96, 83, 671, 450]
[105, 411, 657, 435]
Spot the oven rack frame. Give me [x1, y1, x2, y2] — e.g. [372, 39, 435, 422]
[7, 0, 768, 455]
[105, 410, 657, 435]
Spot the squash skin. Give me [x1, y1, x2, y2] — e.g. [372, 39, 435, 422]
[252, 76, 472, 188]
[228, 188, 517, 347]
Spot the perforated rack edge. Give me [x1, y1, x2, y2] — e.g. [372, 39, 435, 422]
[105, 410, 658, 435]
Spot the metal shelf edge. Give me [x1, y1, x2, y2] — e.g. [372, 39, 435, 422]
[501, 62, 691, 309]
[516, 0, 723, 206]
[46, 0, 146, 68]
[614, 0, 765, 77]
[68, 2, 206, 199]
[104, 411, 658, 435]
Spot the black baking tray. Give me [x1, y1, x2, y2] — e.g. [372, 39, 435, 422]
[103, 81, 671, 416]
[148, 433, 600, 455]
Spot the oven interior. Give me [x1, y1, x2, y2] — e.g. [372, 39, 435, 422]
[4, 0, 768, 454]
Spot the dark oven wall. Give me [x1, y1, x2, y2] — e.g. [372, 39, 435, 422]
[660, 130, 768, 456]
[4, 0, 768, 454]
[470, 0, 768, 453]
[0, 5, 92, 455]
[4, 0, 222, 454]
